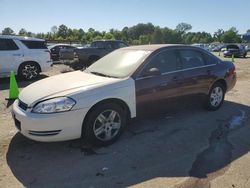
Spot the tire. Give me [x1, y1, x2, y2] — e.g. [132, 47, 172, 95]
[18, 62, 40, 80]
[82, 103, 127, 146]
[205, 82, 225, 111]
[70, 61, 85, 70]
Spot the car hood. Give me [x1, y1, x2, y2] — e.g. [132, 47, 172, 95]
[19, 71, 120, 106]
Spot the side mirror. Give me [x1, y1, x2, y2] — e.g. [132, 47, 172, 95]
[143, 67, 161, 77]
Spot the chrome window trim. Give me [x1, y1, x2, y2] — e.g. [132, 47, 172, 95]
[135, 46, 219, 81]
[136, 64, 216, 81]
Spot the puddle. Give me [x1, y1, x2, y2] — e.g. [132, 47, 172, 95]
[189, 110, 247, 179]
[227, 110, 246, 130]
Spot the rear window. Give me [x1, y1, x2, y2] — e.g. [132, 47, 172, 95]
[21, 40, 47, 49]
[226, 45, 239, 50]
[203, 53, 220, 65]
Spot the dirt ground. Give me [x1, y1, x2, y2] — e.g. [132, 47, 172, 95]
[0, 55, 250, 188]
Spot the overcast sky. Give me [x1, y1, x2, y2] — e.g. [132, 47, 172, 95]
[1, 0, 249, 34]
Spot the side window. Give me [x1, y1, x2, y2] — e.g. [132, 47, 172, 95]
[105, 42, 113, 49]
[144, 49, 180, 74]
[0, 39, 19, 51]
[91, 42, 105, 48]
[66, 46, 74, 49]
[54, 46, 60, 51]
[179, 49, 205, 69]
[21, 40, 47, 49]
[91, 42, 97, 48]
[114, 42, 127, 49]
[59, 46, 64, 49]
[203, 53, 219, 65]
[119, 42, 128, 48]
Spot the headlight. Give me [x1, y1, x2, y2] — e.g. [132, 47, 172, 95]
[32, 97, 76, 113]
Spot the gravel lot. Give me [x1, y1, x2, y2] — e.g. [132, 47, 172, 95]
[1, 55, 250, 188]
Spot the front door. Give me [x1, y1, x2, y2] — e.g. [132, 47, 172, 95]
[135, 49, 184, 114]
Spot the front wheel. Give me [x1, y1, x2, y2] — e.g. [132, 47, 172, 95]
[206, 82, 225, 111]
[82, 103, 127, 146]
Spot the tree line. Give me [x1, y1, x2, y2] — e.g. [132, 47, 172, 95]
[1, 23, 249, 45]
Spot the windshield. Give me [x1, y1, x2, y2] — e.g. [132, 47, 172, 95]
[86, 49, 151, 78]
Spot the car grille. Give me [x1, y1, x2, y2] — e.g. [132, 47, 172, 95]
[18, 100, 28, 111]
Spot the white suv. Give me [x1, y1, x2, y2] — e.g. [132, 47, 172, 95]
[0, 35, 52, 80]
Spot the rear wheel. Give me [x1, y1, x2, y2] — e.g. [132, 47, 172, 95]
[18, 62, 40, 80]
[82, 103, 126, 146]
[206, 82, 225, 111]
[70, 60, 85, 70]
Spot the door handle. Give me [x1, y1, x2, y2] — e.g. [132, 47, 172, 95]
[172, 76, 178, 81]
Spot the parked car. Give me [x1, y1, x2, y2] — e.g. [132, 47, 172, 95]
[12, 45, 236, 146]
[59, 47, 76, 61]
[212, 44, 226, 52]
[48, 44, 76, 61]
[72, 40, 128, 69]
[244, 44, 250, 52]
[0, 35, 52, 80]
[223, 44, 247, 58]
[192, 43, 210, 51]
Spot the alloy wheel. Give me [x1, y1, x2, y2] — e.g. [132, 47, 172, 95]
[210, 87, 223, 107]
[93, 110, 121, 141]
[22, 64, 38, 80]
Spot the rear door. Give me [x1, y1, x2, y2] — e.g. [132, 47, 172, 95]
[19, 40, 49, 65]
[178, 48, 215, 96]
[0, 39, 20, 76]
[135, 48, 184, 110]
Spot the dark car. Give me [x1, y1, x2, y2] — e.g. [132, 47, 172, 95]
[13, 44, 236, 146]
[48, 44, 76, 61]
[72, 40, 128, 69]
[223, 44, 247, 58]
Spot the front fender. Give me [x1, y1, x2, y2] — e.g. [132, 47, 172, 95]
[71, 78, 136, 118]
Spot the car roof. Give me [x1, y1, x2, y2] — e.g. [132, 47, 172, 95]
[121, 44, 189, 51]
[0, 35, 45, 42]
[93, 40, 125, 43]
[48, 43, 73, 48]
